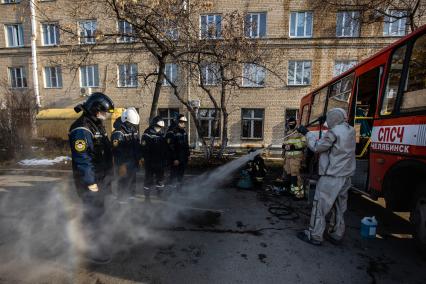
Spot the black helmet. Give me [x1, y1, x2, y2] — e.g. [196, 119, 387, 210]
[150, 115, 165, 128]
[74, 92, 114, 115]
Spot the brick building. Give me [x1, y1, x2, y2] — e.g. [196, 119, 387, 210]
[0, 0, 423, 148]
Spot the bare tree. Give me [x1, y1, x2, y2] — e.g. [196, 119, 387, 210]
[0, 81, 37, 160]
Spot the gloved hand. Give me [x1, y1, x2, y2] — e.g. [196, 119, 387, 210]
[297, 125, 309, 135]
[88, 184, 99, 192]
[318, 115, 327, 124]
[118, 164, 127, 177]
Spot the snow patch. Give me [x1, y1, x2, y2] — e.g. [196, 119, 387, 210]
[18, 156, 71, 166]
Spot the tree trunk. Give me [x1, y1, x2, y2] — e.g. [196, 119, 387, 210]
[188, 109, 210, 159]
[219, 110, 228, 158]
[149, 59, 166, 121]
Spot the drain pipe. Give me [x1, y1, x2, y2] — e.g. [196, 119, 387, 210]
[30, 0, 41, 107]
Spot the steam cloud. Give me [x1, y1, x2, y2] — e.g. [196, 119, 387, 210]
[0, 150, 261, 282]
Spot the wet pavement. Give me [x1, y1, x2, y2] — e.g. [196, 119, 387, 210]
[0, 169, 425, 284]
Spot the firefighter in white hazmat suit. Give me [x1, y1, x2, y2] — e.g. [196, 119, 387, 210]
[296, 108, 356, 245]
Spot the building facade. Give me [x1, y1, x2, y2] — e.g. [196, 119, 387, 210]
[0, 0, 424, 148]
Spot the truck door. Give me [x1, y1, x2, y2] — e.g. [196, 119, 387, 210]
[351, 66, 383, 191]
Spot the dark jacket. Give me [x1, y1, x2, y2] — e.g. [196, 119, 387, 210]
[141, 126, 168, 168]
[111, 119, 141, 170]
[166, 123, 190, 164]
[69, 115, 113, 189]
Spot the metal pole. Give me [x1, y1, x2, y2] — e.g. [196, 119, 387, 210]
[30, 0, 41, 107]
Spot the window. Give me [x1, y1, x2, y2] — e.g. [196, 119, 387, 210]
[381, 44, 407, 115]
[327, 73, 354, 112]
[5, 24, 24, 47]
[288, 60, 311, 86]
[118, 64, 137, 87]
[289, 11, 313, 38]
[80, 65, 99, 87]
[336, 11, 360, 37]
[334, 60, 357, 76]
[44, 66, 62, 88]
[117, 20, 134, 43]
[163, 19, 179, 41]
[79, 20, 97, 44]
[243, 63, 265, 87]
[400, 35, 426, 113]
[200, 63, 220, 86]
[163, 63, 178, 86]
[2, 0, 21, 3]
[8, 67, 27, 88]
[309, 87, 327, 124]
[384, 10, 408, 37]
[300, 105, 310, 125]
[159, 108, 179, 127]
[42, 23, 59, 46]
[199, 108, 220, 138]
[245, 12, 267, 38]
[200, 14, 221, 39]
[241, 109, 264, 139]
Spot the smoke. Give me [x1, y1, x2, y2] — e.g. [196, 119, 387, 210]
[0, 150, 261, 282]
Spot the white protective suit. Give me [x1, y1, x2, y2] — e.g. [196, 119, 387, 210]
[305, 108, 356, 242]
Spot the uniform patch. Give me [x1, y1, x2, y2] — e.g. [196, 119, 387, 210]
[74, 139, 87, 152]
[113, 139, 119, 147]
[141, 140, 146, 146]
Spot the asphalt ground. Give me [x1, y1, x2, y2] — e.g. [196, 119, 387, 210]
[0, 169, 425, 284]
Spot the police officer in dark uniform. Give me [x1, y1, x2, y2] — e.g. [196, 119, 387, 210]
[111, 107, 141, 202]
[69, 92, 114, 264]
[166, 114, 190, 191]
[141, 116, 168, 201]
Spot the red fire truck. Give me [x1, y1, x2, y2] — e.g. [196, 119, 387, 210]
[299, 25, 426, 250]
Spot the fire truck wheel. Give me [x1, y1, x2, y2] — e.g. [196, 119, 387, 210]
[412, 183, 426, 254]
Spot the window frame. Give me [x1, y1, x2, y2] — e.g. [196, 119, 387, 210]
[242, 63, 266, 88]
[397, 34, 426, 115]
[4, 23, 24, 47]
[334, 60, 358, 77]
[287, 60, 312, 86]
[245, 12, 267, 39]
[289, 11, 313, 38]
[41, 22, 59, 46]
[199, 108, 221, 138]
[78, 20, 97, 45]
[1, 0, 21, 4]
[162, 63, 178, 86]
[44, 66, 62, 89]
[383, 10, 408, 37]
[379, 42, 409, 117]
[336, 11, 360, 38]
[117, 20, 134, 43]
[117, 63, 138, 88]
[309, 87, 328, 124]
[158, 108, 179, 127]
[200, 14, 222, 39]
[8, 66, 27, 88]
[79, 64, 99, 88]
[241, 108, 264, 139]
[200, 63, 220, 86]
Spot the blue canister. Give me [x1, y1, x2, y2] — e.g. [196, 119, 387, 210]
[361, 216, 378, 238]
